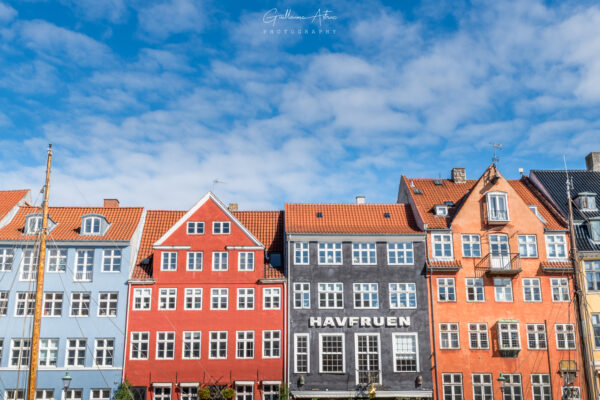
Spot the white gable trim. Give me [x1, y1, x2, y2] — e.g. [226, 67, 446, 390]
[153, 191, 264, 248]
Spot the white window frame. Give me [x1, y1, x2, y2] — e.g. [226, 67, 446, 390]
[461, 234, 481, 258]
[133, 288, 151, 311]
[93, 338, 114, 367]
[238, 252, 255, 271]
[353, 283, 379, 309]
[522, 278, 542, 302]
[486, 191, 509, 222]
[518, 235, 538, 258]
[184, 288, 202, 310]
[82, 216, 102, 235]
[472, 373, 493, 400]
[46, 249, 66, 273]
[153, 387, 171, 400]
[498, 322, 521, 350]
[526, 324, 547, 350]
[187, 221, 205, 235]
[182, 331, 201, 359]
[355, 333, 382, 385]
[69, 292, 90, 317]
[65, 338, 86, 367]
[352, 243, 376, 265]
[155, 331, 175, 360]
[294, 242, 309, 265]
[161, 251, 177, 271]
[158, 288, 177, 310]
[20, 249, 38, 281]
[42, 292, 63, 317]
[465, 278, 485, 302]
[39, 338, 59, 367]
[237, 288, 254, 310]
[25, 215, 42, 234]
[437, 278, 456, 302]
[101, 249, 121, 273]
[97, 292, 118, 317]
[531, 374, 551, 400]
[236, 330, 255, 359]
[318, 242, 342, 265]
[551, 278, 570, 302]
[15, 291, 35, 317]
[74, 249, 94, 282]
[212, 251, 228, 271]
[263, 287, 281, 310]
[293, 283, 310, 309]
[90, 389, 111, 400]
[0, 248, 14, 272]
[129, 332, 149, 360]
[545, 234, 568, 261]
[432, 233, 453, 260]
[209, 331, 227, 359]
[387, 242, 414, 265]
[318, 283, 344, 309]
[210, 288, 228, 310]
[389, 283, 417, 309]
[442, 373, 463, 400]
[494, 278, 513, 302]
[555, 324, 576, 350]
[439, 323, 460, 349]
[262, 330, 281, 358]
[186, 251, 203, 271]
[10, 338, 31, 367]
[212, 221, 231, 234]
[0, 291, 7, 316]
[294, 333, 310, 373]
[318, 333, 345, 373]
[468, 323, 489, 350]
[392, 332, 419, 372]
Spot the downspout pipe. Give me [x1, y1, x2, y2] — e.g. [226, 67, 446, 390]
[424, 224, 440, 400]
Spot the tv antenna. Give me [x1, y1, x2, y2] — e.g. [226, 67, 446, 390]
[212, 179, 226, 192]
[490, 143, 502, 164]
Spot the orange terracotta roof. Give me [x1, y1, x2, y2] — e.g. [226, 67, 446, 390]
[0, 206, 143, 241]
[132, 210, 185, 281]
[284, 203, 420, 234]
[232, 211, 283, 253]
[508, 178, 566, 230]
[0, 190, 29, 220]
[427, 260, 463, 268]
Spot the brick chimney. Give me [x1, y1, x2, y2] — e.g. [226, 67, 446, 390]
[228, 203, 238, 211]
[104, 199, 119, 207]
[451, 168, 466, 183]
[585, 152, 600, 172]
[356, 196, 365, 205]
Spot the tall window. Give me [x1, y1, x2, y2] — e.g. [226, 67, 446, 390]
[39, 338, 58, 366]
[25, 215, 42, 234]
[294, 334, 309, 373]
[442, 374, 463, 400]
[10, 339, 31, 366]
[182, 331, 201, 359]
[494, 278, 513, 302]
[294, 242, 309, 264]
[263, 288, 281, 310]
[212, 252, 228, 271]
[0, 291, 7, 315]
[432, 234, 453, 259]
[318, 243, 342, 264]
[466, 278, 485, 302]
[236, 331, 254, 359]
[263, 330, 281, 358]
[237, 288, 254, 310]
[158, 288, 177, 310]
[239, 252, 254, 271]
[518, 235, 538, 258]
[46, 249, 66, 272]
[43, 292, 63, 317]
[15, 292, 35, 316]
[74, 249, 93, 281]
[294, 283, 310, 309]
[98, 292, 118, 317]
[392, 333, 418, 372]
[102, 249, 121, 272]
[472, 374, 493, 400]
[211, 288, 228, 310]
[437, 278, 456, 302]
[65, 338, 86, 366]
[161, 251, 177, 271]
[318, 283, 343, 309]
[498, 322, 521, 350]
[352, 243, 376, 264]
[461, 235, 481, 257]
[20, 249, 38, 281]
[320, 334, 344, 373]
[387, 242, 414, 264]
[440, 323, 460, 349]
[133, 288, 151, 310]
[82, 216, 101, 234]
[503, 374, 522, 400]
[531, 374, 551, 400]
[130, 332, 149, 360]
[522, 278, 541, 302]
[209, 331, 227, 359]
[527, 324, 547, 350]
[389, 283, 416, 309]
[156, 331, 175, 359]
[585, 260, 600, 292]
[356, 334, 380, 384]
[70, 292, 90, 317]
[550, 278, 570, 302]
[212, 221, 230, 234]
[592, 314, 600, 349]
[555, 324, 576, 350]
[468, 323, 489, 349]
[94, 338, 114, 366]
[0, 248, 14, 271]
[487, 192, 508, 221]
[353, 283, 379, 309]
[187, 252, 203, 271]
[187, 221, 204, 234]
[545, 234, 567, 260]
[184, 288, 202, 310]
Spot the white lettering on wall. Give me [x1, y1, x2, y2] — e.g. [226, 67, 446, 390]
[307, 316, 411, 328]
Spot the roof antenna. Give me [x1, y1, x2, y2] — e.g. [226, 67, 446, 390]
[563, 155, 574, 199]
[490, 143, 502, 165]
[212, 179, 226, 193]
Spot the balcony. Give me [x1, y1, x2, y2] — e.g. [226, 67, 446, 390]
[476, 253, 522, 275]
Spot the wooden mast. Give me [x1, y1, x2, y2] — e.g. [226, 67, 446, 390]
[26, 144, 52, 400]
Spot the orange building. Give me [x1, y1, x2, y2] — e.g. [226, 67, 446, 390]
[398, 165, 588, 400]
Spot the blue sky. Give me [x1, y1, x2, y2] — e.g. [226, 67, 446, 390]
[1, 0, 600, 209]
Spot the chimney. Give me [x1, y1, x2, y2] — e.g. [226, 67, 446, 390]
[585, 152, 600, 172]
[104, 199, 119, 207]
[228, 203, 238, 211]
[451, 168, 466, 183]
[356, 196, 366, 205]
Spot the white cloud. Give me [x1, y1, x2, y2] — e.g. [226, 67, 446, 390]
[60, 0, 128, 23]
[137, 0, 205, 40]
[0, 2, 16, 24]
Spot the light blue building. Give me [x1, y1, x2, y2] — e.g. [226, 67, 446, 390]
[0, 200, 144, 400]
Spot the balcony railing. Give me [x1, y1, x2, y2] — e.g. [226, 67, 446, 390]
[475, 253, 522, 275]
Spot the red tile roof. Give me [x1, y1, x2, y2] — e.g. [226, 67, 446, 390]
[508, 179, 566, 230]
[284, 203, 420, 234]
[0, 190, 29, 220]
[0, 206, 144, 241]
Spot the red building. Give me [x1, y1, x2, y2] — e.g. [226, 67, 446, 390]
[124, 192, 285, 400]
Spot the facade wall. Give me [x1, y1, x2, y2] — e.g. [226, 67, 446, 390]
[579, 254, 600, 391]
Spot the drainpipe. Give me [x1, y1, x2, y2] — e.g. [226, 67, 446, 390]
[544, 320, 554, 400]
[424, 224, 440, 400]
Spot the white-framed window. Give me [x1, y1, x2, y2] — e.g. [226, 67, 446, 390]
[468, 323, 489, 349]
[465, 278, 484, 302]
[527, 324, 547, 350]
[432, 233, 453, 259]
[440, 323, 460, 349]
[182, 331, 201, 359]
[593, 314, 600, 349]
[94, 338, 114, 366]
[522, 278, 542, 302]
[442, 373, 463, 400]
[437, 278, 456, 302]
[392, 333, 418, 372]
[184, 288, 202, 310]
[498, 322, 521, 350]
[263, 385, 279, 400]
[555, 324, 576, 350]
[153, 387, 171, 400]
[263, 330, 281, 358]
[211, 288, 228, 310]
[10, 338, 31, 366]
[531, 205, 548, 223]
[186, 252, 203, 271]
[46, 249, 66, 272]
[585, 260, 600, 292]
[461, 235, 481, 257]
[562, 387, 581, 400]
[239, 252, 254, 271]
[389, 283, 417, 309]
[42, 292, 63, 317]
[158, 288, 177, 310]
[82, 216, 102, 235]
[20, 249, 38, 281]
[236, 331, 254, 359]
[590, 220, 600, 241]
[578, 193, 597, 210]
[531, 374, 551, 400]
[161, 251, 177, 271]
[212, 252, 228, 271]
[65, 338, 86, 366]
[435, 205, 448, 216]
[352, 243, 376, 265]
[90, 389, 111, 400]
[209, 331, 227, 359]
[0, 248, 14, 271]
[294, 242, 309, 265]
[494, 278, 513, 302]
[130, 332, 149, 360]
[545, 234, 567, 260]
[263, 287, 280, 310]
[353, 283, 379, 309]
[236, 385, 253, 400]
[133, 288, 151, 310]
[36, 389, 55, 400]
[64, 390, 83, 400]
[355, 333, 381, 384]
[472, 373, 493, 400]
[294, 333, 309, 373]
[387, 242, 414, 265]
[25, 215, 42, 234]
[293, 283, 310, 309]
[487, 192, 509, 221]
[551, 278, 570, 302]
[70, 292, 90, 317]
[15, 292, 35, 316]
[318, 242, 342, 265]
[39, 338, 58, 366]
[213, 221, 231, 234]
[503, 374, 522, 400]
[102, 249, 121, 272]
[187, 221, 204, 234]
[98, 292, 118, 317]
[318, 283, 343, 309]
[518, 235, 538, 258]
[0, 291, 7, 316]
[319, 333, 344, 373]
[237, 288, 254, 310]
[74, 249, 93, 281]
[156, 331, 175, 359]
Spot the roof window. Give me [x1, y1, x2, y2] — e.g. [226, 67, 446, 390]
[316, 212, 323, 218]
[435, 205, 448, 217]
[81, 214, 109, 236]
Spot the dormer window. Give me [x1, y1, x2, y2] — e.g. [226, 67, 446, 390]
[589, 218, 600, 242]
[435, 205, 448, 217]
[25, 214, 42, 234]
[486, 192, 509, 223]
[528, 205, 547, 224]
[577, 192, 597, 211]
[81, 214, 108, 236]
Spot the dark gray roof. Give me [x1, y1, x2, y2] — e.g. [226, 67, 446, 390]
[574, 223, 600, 251]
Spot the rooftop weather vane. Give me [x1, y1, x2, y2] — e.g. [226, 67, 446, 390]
[490, 142, 502, 164]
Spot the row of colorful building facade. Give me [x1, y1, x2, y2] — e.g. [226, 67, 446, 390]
[1, 153, 600, 400]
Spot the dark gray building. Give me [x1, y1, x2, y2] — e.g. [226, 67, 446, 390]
[284, 201, 433, 399]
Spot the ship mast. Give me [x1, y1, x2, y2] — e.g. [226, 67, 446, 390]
[26, 144, 52, 400]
